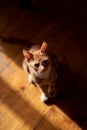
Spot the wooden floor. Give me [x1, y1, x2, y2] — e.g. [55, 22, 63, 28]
[0, 1, 87, 130]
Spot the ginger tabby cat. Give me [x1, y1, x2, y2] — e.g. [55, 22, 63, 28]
[23, 41, 58, 102]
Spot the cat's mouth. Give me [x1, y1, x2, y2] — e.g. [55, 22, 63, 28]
[39, 66, 47, 73]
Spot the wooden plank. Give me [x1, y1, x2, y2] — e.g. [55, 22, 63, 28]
[0, 49, 29, 118]
[0, 78, 49, 130]
[35, 105, 82, 130]
[0, 79, 28, 123]
[0, 50, 29, 96]
[0, 40, 22, 72]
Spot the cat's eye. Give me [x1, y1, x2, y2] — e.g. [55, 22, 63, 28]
[34, 63, 40, 68]
[42, 60, 48, 66]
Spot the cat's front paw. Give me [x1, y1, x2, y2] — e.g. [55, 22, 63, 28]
[40, 93, 48, 102]
[28, 74, 33, 83]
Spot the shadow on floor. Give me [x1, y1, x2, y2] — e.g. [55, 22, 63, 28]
[46, 62, 87, 128]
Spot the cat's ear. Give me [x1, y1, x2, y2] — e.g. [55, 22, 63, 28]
[23, 49, 33, 60]
[40, 41, 48, 53]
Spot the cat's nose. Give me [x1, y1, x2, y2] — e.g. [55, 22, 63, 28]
[34, 63, 39, 68]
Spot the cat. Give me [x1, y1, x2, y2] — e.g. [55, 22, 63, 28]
[22, 41, 58, 102]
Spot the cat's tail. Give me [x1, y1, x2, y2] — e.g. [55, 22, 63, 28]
[0, 35, 34, 48]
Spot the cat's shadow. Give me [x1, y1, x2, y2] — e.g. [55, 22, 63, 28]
[46, 62, 87, 126]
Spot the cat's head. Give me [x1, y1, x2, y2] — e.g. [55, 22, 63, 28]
[23, 41, 51, 78]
